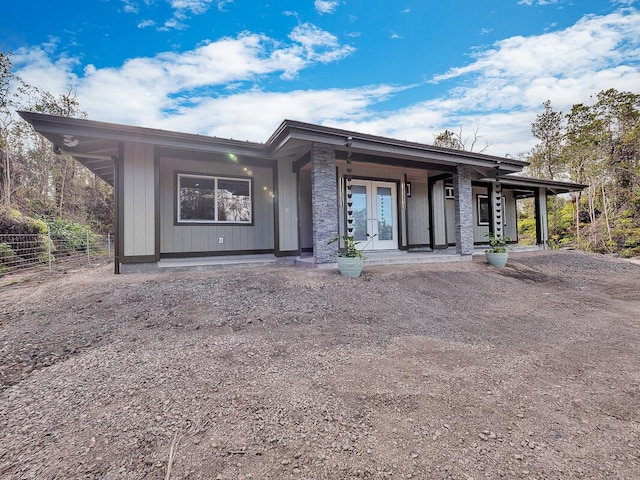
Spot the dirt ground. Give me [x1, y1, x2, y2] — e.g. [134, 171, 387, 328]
[1, 251, 640, 480]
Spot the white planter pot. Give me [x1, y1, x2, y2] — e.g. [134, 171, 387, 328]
[485, 251, 509, 267]
[337, 256, 364, 277]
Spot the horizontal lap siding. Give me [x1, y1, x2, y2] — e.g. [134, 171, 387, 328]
[159, 157, 274, 254]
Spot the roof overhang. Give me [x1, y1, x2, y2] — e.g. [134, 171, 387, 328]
[18, 111, 268, 186]
[266, 119, 530, 176]
[499, 175, 588, 195]
[21, 113, 571, 189]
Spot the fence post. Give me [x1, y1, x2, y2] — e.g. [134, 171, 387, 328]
[47, 224, 52, 273]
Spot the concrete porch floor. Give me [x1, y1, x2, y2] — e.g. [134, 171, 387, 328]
[155, 245, 543, 271]
[295, 245, 543, 268]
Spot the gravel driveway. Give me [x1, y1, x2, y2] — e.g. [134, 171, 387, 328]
[1, 250, 639, 479]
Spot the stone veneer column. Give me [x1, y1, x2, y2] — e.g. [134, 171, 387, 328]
[454, 165, 474, 256]
[311, 143, 339, 263]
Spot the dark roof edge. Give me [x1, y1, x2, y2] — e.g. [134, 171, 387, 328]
[268, 119, 530, 168]
[18, 111, 266, 153]
[501, 174, 588, 191]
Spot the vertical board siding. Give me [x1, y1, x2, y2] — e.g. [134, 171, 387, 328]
[407, 181, 430, 245]
[431, 180, 447, 247]
[472, 186, 490, 242]
[123, 142, 155, 257]
[159, 157, 274, 254]
[445, 198, 456, 244]
[504, 191, 518, 240]
[298, 170, 313, 251]
[278, 159, 299, 252]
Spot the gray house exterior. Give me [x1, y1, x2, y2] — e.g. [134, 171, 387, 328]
[20, 111, 587, 273]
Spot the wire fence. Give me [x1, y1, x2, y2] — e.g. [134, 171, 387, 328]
[0, 228, 113, 280]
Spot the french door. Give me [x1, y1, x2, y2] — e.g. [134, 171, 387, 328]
[350, 180, 398, 250]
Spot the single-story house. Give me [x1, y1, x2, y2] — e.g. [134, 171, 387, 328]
[19, 111, 587, 273]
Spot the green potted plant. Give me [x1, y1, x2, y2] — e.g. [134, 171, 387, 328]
[329, 235, 366, 277]
[485, 233, 511, 267]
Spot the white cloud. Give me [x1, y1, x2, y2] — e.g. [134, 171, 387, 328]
[216, 0, 234, 11]
[13, 23, 360, 136]
[518, 0, 559, 6]
[170, 0, 214, 15]
[11, 8, 640, 157]
[137, 19, 155, 28]
[287, 23, 355, 68]
[314, 0, 339, 15]
[432, 9, 640, 111]
[121, 0, 139, 14]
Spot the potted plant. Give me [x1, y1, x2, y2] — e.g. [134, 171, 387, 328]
[329, 235, 366, 277]
[485, 233, 511, 267]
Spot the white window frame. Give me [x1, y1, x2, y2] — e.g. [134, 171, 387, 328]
[477, 194, 490, 226]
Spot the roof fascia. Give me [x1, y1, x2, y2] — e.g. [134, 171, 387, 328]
[19, 111, 269, 159]
[267, 120, 528, 171]
[500, 175, 588, 192]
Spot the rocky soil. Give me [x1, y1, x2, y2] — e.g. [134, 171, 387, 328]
[1, 250, 639, 479]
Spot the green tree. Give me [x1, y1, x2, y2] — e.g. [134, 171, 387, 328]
[526, 89, 640, 256]
[527, 100, 565, 180]
[0, 48, 113, 234]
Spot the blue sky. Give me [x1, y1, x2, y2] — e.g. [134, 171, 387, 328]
[2, 0, 639, 157]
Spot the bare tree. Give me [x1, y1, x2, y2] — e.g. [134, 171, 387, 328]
[433, 125, 490, 152]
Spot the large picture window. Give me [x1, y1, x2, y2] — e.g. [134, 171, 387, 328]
[477, 194, 490, 226]
[178, 174, 252, 224]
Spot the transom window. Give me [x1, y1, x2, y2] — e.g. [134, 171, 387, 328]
[177, 174, 252, 224]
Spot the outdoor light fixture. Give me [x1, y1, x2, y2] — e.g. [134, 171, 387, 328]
[62, 134, 79, 148]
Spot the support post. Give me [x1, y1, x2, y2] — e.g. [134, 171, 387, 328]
[535, 187, 549, 249]
[453, 165, 474, 256]
[311, 143, 339, 263]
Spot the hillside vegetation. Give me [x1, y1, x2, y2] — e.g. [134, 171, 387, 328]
[522, 90, 640, 257]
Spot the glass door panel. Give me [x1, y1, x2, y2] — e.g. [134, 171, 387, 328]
[376, 186, 393, 241]
[351, 185, 368, 241]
